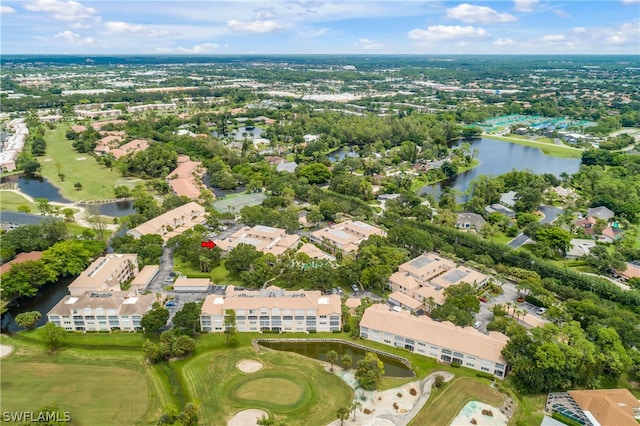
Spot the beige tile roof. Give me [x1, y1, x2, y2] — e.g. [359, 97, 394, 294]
[68, 254, 137, 294]
[345, 298, 361, 309]
[127, 202, 206, 241]
[167, 158, 205, 200]
[398, 253, 455, 281]
[618, 262, 640, 280]
[388, 291, 423, 310]
[201, 285, 342, 317]
[360, 304, 509, 364]
[216, 225, 299, 256]
[569, 389, 640, 426]
[110, 139, 149, 159]
[173, 276, 211, 288]
[48, 291, 156, 317]
[389, 271, 422, 292]
[311, 220, 385, 253]
[431, 266, 488, 289]
[130, 265, 159, 287]
[297, 242, 335, 261]
[413, 285, 446, 306]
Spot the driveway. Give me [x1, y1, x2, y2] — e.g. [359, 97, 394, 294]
[474, 280, 520, 333]
[507, 205, 563, 249]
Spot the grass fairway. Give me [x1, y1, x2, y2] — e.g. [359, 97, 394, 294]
[1, 333, 169, 425]
[0, 191, 37, 212]
[485, 135, 583, 158]
[1, 363, 148, 425]
[182, 346, 353, 425]
[40, 125, 123, 202]
[409, 377, 504, 426]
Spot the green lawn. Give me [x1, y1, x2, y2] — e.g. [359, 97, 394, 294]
[485, 135, 583, 158]
[39, 125, 124, 202]
[181, 346, 353, 425]
[0, 333, 168, 425]
[173, 259, 244, 286]
[409, 376, 504, 426]
[0, 191, 37, 212]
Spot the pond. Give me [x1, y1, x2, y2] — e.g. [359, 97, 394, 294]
[328, 146, 360, 163]
[89, 200, 135, 217]
[1, 276, 73, 333]
[0, 174, 70, 203]
[418, 138, 582, 201]
[259, 340, 414, 378]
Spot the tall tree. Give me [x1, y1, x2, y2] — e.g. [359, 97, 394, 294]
[224, 309, 237, 344]
[41, 322, 67, 351]
[327, 349, 339, 373]
[355, 352, 385, 390]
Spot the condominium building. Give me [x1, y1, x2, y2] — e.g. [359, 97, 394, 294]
[360, 304, 509, 378]
[47, 291, 156, 332]
[388, 253, 455, 296]
[75, 109, 123, 119]
[546, 389, 640, 426]
[216, 225, 300, 256]
[200, 285, 341, 333]
[430, 266, 489, 290]
[127, 103, 177, 113]
[166, 155, 208, 200]
[68, 254, 139, 296]
[310, 220, 385, 253]
[127, 201, 206, 242]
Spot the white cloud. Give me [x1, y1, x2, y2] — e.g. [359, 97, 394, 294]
[104, 21, 169, 37]
[539, 34, 566, 43]
[494, 38, 515, 46]
[298, 27, 330, 38]
[553, 9, 571, 18]
[446, 4, 516, 24]
[571, 27, 587, 34]
[54, 30, 96, 45]
[227, 19, 284, 33]
[25, 0, 97, 21]
[176, 43, 220, 53]
[408, 25, 490, 42]
[513, 0, 539, 12]
[0, 6, 16, 14]
[355, 38, 383, 50]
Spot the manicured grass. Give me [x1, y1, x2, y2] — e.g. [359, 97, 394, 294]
[409, 377, 504, 426]
[0, 191, 37, 212]
[39, 125, 123, 202]
[510, 392, 547, 425]
[1, 363, 149, 425]
[181, 346, 353, 425]
[1, 332, 169, 425]
[484, 135, 583, 158]
[210, 261, 244, 286]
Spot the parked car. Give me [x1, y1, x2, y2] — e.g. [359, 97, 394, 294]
[473, 321, 481, 329]
[478, 297, 487, 303]
[536, 307, 547, 315]
[165, 301, 176, 307]
[351, 284, 359, 292]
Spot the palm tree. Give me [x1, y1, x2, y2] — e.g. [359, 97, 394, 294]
[327, 350, 338, 373]
[336, 406, 350, 426]
[350, 400, 362, 421]
[341, 354, 352, 371]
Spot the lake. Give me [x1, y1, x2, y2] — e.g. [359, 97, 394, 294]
[1, 276, 73, 333]
[259, 340, 414, 378]
[90, 200, 135, 217]
[328, 146, 360, 162]
[418, 138, 582, 200]
[0, 174, 70, 203]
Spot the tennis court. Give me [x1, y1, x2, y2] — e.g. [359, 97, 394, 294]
[212, 192, 267, 213]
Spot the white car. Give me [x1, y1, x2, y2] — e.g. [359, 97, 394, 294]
[473, 321, 481, 329]
[536, 308, 547, 315]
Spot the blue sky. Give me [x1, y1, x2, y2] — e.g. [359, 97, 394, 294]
[1, 1, 639, 54]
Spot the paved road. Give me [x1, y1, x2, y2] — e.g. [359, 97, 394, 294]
[507, 205, 563, 249]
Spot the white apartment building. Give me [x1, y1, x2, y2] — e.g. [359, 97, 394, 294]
[68, 254, 139, 296]
[200, 286, 341, 333]
[48, 291, 156, 332]
[360, 304, 509, 378]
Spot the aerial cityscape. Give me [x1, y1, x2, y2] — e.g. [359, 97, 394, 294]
[1, 1, 639, 426]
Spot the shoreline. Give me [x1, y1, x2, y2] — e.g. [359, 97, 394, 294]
[482, 134, 583, 159]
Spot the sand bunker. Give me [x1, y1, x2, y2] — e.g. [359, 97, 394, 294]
[450, 401, 508, 426]
[0, 344, 14, 358]
[76, 156, 87, 160]
[236, 359, 264, 373]
[227, 409, 268, 426]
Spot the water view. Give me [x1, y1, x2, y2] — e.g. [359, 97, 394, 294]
[0, 174, 70, 203]
[419, 137, 582, 200]
[259, 340, 414, 378]
[1, 276, 73, 333]
[91, 200, 135, 217]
